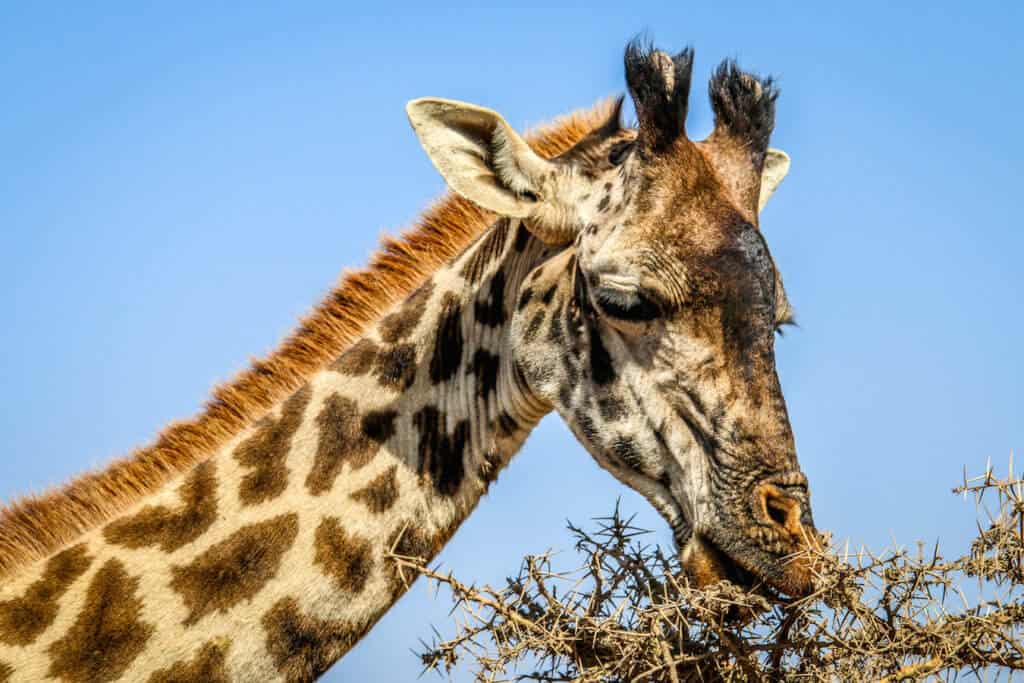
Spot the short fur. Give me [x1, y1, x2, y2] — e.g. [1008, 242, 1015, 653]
[0, 100, 618, 579]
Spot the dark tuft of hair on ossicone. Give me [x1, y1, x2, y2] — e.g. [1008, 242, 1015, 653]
[708, 59, 779, 157]
[624, 39, 694, 150]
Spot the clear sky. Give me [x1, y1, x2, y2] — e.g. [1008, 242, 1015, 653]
[1, 2, 1021, 681]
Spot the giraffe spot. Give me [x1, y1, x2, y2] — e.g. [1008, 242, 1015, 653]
[513, 360, 534, 397]
[474, 270, 506, 327]
[104, 459, 218, 553]
[540, 284, 558, 304]
[517, 287, 534, 310]
[378, 280, 435, 344]
[610, 434, 645, 472]
[430, 293, 464, 384]
[148, 640, 230, 683]
[350, 465, 399, 513]
[563, 352, 580, 386]
[574, 410, 600, 444]
[470, 349, 500, 400]
[558, 383, 574, 409]
[330, 339, 380, 376]
[0, 661, 11, 683]
[313, 517, 374, 594]
[460, 218, 509, 282]
[598, 194, 611, 211]
[234, 385, 312, 506]
[588, 321, 616, 385]
[171, 513, 299, 627]
[548, 311, 565, 344]
[373, 343, 417, 390]
[598, 395, 627, 421]
[496, 412, 519, 437]
[0, 543, 92, 647]
[46, 559, 154, 683]
[361, 409, 398, 443]
[262, 596, 364, 683]
[523, 308, 546, 343]
[413, 406, 469, 496]
[306, 393, 395, 496]
[512, 221, 531, 252]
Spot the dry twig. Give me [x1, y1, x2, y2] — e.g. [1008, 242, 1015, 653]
[401, 464, 1024, 681]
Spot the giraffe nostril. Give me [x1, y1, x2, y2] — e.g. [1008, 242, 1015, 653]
[766, 497, 789, 528]
[753, 482, 805, 541]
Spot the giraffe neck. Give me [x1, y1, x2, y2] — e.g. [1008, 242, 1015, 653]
[0, 219, 555, 682]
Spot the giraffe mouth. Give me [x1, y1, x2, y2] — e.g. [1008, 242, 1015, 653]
[680, 533, 761, 592]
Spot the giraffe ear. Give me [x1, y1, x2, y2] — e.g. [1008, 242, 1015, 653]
[758, 148, 790, 211]
[406, 98, 553, 218]
[406, 98, 578, 243]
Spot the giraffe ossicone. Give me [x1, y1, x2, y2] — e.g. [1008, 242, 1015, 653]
[0, 40, 820, 681]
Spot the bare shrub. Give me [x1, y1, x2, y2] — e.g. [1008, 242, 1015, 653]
[398, 461, 1024, 681]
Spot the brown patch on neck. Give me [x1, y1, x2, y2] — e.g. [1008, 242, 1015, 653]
[0, 543, 92, 646]
[413, 406, 470, 496]
[0, 99, 616, 580]
[329, 338, 380, 376]
[46, 559, 154, 683]
[0, 660, 12, 682]
[313, 517, 374, 594]
[372, 343, 418, 390]
[104, 460, 218, 553]
[148, 640, 231, 683]
[170, 513, 299, 626]
[306, 394, 395, 496]
[349, 465, 399, 513]
[262, 596, 366, 683]
[378, 280, 436, 344]
[234, 386, 312, 506]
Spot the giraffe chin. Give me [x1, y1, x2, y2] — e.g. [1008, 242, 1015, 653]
[680, 534, 759, 592]
[680, 533, 817, 599]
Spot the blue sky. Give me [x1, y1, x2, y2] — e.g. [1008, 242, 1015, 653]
[1, 2, 1021, 680]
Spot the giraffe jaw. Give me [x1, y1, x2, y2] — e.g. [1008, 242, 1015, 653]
[679, 532, 762, 594]
[679, 525, 819, 598]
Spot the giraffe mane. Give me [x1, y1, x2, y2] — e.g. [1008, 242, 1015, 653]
[0, 98, 618, 579]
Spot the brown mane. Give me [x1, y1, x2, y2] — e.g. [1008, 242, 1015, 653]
[0, 99, 617, 579]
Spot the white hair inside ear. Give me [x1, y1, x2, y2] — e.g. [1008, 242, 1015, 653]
[405, 97, 580, 244]
[405, 98, 549, 219]
[758, 148, 790, 211]
[489, 123, 549, 200]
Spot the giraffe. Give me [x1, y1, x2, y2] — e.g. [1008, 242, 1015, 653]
[0, 41, 818, 681]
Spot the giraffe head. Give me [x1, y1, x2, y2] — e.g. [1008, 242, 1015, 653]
[407, 42, 819, 597]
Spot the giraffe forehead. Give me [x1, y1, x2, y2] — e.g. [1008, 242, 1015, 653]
[580, 190, 770, 298]
[575, 146, 755, 262]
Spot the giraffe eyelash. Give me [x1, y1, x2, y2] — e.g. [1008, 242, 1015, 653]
[774, 315, 797, 336]
[592, 286, 661, 322]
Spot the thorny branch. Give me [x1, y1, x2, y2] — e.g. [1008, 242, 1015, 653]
[397, 462, 1024, 681]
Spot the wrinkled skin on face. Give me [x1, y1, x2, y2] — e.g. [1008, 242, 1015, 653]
[512, 189, 818, 595]
[408, 42, 821, 596]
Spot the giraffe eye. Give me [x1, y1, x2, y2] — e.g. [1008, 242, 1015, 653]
[774, 316, 797, 337]
[608, 141, 633, 166]
[592, 286, 661, 322]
